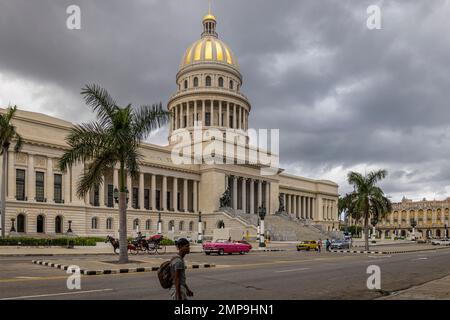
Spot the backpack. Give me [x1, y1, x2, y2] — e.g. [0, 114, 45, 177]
[157, 256, 178, 289]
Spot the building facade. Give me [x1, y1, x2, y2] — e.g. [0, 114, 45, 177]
[0, 12, 339, 239]
[348, 197, 450, 239]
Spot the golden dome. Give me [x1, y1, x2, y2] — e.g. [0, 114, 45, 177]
[181, 37, 238, 70]
[203, 13, 216, 21]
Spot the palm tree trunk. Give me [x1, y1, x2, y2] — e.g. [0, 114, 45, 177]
[364, 213, 369, 251]
[1, 148, 8, 238]
[118, 162, 128, 264]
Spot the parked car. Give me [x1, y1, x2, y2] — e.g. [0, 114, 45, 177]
[296, 240, 318, 251]
[330, 240, 351, 250]
[203, 239, 252, 255]
[431, 238, 450, 246]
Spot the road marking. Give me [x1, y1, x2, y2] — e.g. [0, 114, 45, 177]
[275, 268, 310, 273]
[412, 257, 428, 261]
[0, 275, 69, 283]
[15, 276, 40, 279]
[368, 255, 391, 258]
[0, 289, 113, 300]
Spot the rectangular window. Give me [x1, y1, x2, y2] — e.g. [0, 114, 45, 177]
[54, 174, 62, 203]
[183, 115, 187, 128]
[144, 189, 150, 210]
[229, 116, 233, 128]
[156, 190, 161, 210]
[133, 187, 139, 209]
[16, 169, 25, 201]
[35, 171, 45, 202]
[93, 186, 99, 206]
[167, 192, 171, 211]
[205, 112, 211, 126]
[177, 193, 181, 211]
[107, 184, 114, 207]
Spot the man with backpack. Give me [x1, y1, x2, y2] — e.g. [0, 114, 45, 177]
[157, 238, 193, 300]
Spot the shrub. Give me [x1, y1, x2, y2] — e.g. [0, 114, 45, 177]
[0, 237, 105, 246]
[160, 238, 175, 246]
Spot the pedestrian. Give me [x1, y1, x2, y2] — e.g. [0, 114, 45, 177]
[170, 238, 194, 300]
[325, 238, 331, 252]
[317, 239, 322, 253]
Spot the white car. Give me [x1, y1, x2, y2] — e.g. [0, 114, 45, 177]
[431, 238, 450, 246]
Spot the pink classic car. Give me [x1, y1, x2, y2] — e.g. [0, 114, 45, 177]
[203, 239, 252, 255]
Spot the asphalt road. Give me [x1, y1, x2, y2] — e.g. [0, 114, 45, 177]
[1, 248, 449, 300]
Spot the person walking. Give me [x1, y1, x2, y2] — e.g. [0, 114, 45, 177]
[317, 239, 322, 253]
[170, 238, 194, 300]
[325, 238, 331, 252]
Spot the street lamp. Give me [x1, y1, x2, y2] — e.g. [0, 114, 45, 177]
[113, 187, 129, 205]
[10, 218, 16, 233]
[258, 206, 267, 248]
[157, 211, 162, 235]
[197, 211, 203, 244]
[445, 224, 448, 239]
[410, 219, 417, 240]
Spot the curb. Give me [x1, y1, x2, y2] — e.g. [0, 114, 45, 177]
[331, 246, 450, 255]
[32, 260, 215, 275]
[258, 248, 287, 252]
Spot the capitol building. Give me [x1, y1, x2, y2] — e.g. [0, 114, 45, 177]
[0, 12, 339, 240]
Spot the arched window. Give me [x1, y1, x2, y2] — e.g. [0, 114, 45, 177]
[106, 218, 113, 230]
[184, 80, 188, 89]
[168, 220, 175, 232]
[133, 219, 140, 230]
[55, 216, 63, 233]
[193, 77, 199, 87]
[91, 217, 98, 230]
[145, 219, 151, 230]
[229, 80, 234, 90]
[189, 221, 194, 231]
[37, 215, 45, 233]
[218, 77, 224, 87]
[206, 76, 211, 87]
[17, 214, 25, 233]
[179, 221, 184, 231]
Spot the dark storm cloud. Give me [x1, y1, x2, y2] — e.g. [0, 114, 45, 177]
[1, 0, 449, 201]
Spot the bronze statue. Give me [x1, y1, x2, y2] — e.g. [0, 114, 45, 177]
[220, 186, 232, 208]
[277, 193, 285, 213]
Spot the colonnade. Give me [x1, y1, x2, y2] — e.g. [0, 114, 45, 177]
[282, 193, 315, 220]
[226, 175, 270, 214]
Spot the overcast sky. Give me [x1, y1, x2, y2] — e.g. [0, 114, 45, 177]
[1, 0, 449, 202]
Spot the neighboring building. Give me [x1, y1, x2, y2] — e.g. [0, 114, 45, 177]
[348, 197, 450, 239]
[0, 12, 339, 239]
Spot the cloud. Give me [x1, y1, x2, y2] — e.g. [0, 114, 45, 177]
[0, 0, 449, 202]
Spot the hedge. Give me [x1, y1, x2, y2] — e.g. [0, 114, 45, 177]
[0, 237, 105, 246]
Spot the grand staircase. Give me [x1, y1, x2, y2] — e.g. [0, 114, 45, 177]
[215, 209, 343, 241]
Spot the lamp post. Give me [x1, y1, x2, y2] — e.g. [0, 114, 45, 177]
[157, 211, 162, 235]
[113, 187, 129, 205]
[256, 218, 260, 243]
[10, 218, 16, 233]
[197, 211, 203, 244]
[258, 206, 267, 247]
[410, 218, 417, 240]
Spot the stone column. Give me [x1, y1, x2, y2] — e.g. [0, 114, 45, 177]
[173, 177, 178, 211]
[233, 104, 237, 129]
[99, 177, 105, 207]
[226, 102, 230, 128]
[265, 182, 270, 212]
[194, 100, 198, 125]
[193, 180, 198, 213]
[46, 158, 54, 203]
[7, 151, 14, 199]
[312, 198, 315, 220]
[151, 174, 156, 210]
[249, 179, 255, 214]
[27, 154, 34, 201]
[302, 196, 306, 219]
[139, 172, 144, 210]
[210, 101, 214, 126]
[257, 180, 262, 209]
[219, 101, 222, 126]
[233, 176, 238, 210]
[64, 169, 71, 204]
[162, 175, 167, 211]
[286, 194, 290, 214]
[241, 178, 246, 213]
[183, 179, 188, 212]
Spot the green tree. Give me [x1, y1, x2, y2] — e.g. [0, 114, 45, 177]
[0, 106, 23, 238]
[340, 170, 392, 251]
[59, 84, 170, 263]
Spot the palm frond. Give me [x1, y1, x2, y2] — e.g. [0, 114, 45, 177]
[132, 102, 170, 142]
[81, 84, 117, 127]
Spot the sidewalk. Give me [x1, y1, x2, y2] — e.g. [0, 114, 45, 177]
[379, 275, 450, 300]
[331, 244, 450, 254]
[32, 255, 215, 275]
[0, 245, 204, 256]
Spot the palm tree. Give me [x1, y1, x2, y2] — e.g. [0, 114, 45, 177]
[0, 106, 23, 238]
[59, 84, 170, 263]
[340, 170, 392, 251]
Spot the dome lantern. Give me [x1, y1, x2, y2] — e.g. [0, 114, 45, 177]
[202, 10, 217, 38]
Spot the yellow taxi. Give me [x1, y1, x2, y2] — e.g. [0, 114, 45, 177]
[296, 240, 319, 251]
